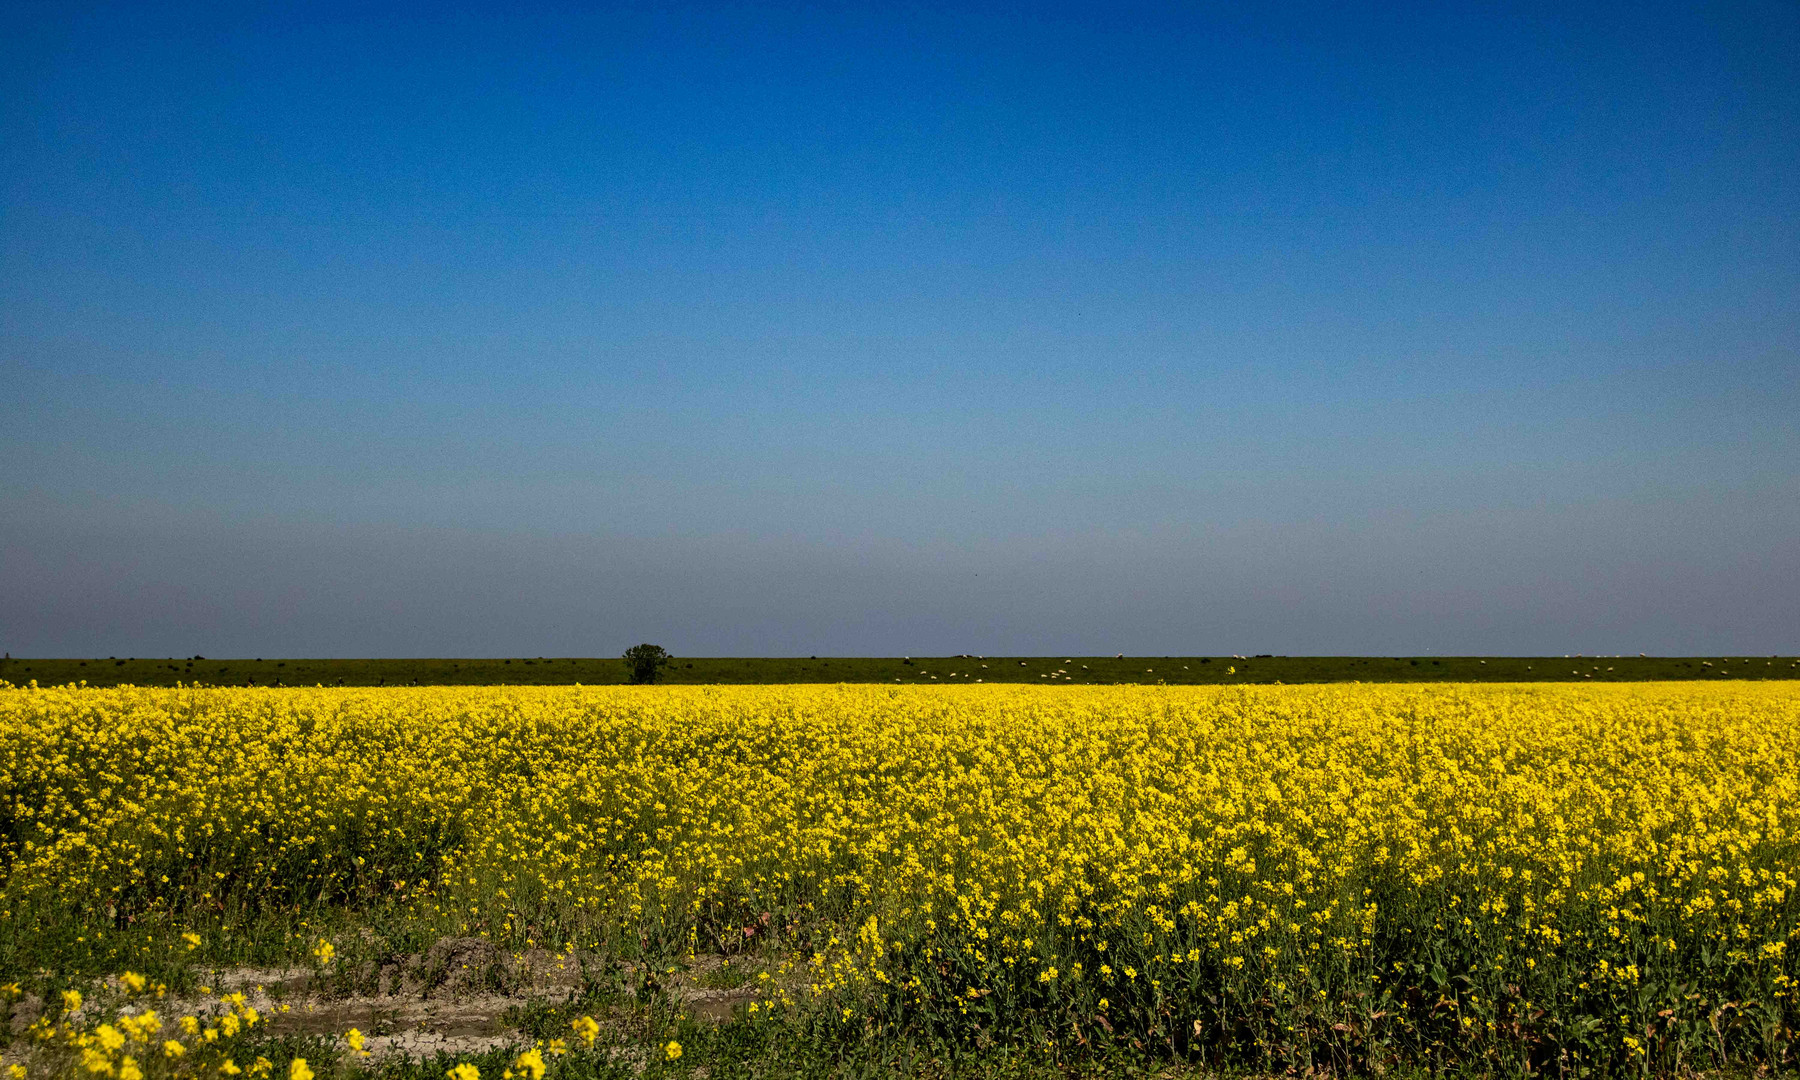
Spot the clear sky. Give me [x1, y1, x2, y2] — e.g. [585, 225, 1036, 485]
[3, 2, 1796, 658]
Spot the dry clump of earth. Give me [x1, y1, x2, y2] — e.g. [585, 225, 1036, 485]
[6, 938, 761, 1065]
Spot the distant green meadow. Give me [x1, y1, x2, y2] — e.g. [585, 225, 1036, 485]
[3, 653, 1795, 688]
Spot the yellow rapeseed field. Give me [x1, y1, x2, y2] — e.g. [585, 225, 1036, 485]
[2, 682, 1797, 1074]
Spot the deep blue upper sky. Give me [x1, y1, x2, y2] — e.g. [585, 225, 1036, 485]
[3, 2, 1796, 657]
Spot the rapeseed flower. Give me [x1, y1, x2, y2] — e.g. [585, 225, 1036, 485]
[6, 682, 1799, 1072]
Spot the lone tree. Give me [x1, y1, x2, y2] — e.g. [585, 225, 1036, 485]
[623, 643, 673, 684]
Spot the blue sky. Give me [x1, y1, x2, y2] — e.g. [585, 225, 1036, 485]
[3, 1, 1796, 657]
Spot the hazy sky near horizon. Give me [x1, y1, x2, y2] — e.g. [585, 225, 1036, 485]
[3, 1, 1796, 658]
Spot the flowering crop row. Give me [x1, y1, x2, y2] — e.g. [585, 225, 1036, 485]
[2, 683, 1797, 1074]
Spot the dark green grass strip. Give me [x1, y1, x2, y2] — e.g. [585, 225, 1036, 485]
[4, 655, 1796, 688]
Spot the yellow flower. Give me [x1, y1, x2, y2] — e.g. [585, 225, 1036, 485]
[289, 1059, 313, 1080]
[446, 1064, 480, 1080]
[128, 1011, 160, 1040]
[345, 1028, 367, 1056]
[62, 990, 83, 1014]
[511, 1049, 545, 1080]
[664, 1041, 683, 1061]
[117, 1058, 142, 1080]
[220, 1061, 242, 1077]
[163, 1041, 185, 1059]
[12, 681, 1800, 1070]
